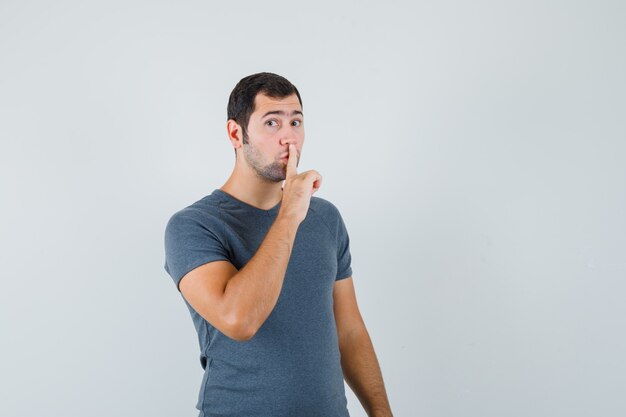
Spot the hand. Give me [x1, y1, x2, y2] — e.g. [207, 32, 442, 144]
[278, 144, 322, 225]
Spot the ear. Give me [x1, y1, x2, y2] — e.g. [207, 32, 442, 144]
[226, 119, 242, 149]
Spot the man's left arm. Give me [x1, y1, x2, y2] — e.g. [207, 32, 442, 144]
[333, 277, 393, 417]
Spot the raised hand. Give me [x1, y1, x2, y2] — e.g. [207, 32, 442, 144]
[279, 143, 322, 225]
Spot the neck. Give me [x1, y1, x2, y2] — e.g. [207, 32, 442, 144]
[220, 162, 283, 211]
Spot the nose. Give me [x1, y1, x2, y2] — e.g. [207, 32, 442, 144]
[280, 124, 301, 145]
[280, 133, 297, 147]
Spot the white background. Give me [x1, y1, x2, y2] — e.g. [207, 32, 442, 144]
[1, 1, 625, 416]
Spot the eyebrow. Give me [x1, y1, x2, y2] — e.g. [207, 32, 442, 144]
[261, 110, 303, 118]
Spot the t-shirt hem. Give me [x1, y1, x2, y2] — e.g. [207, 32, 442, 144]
[175, 257, 231, 292]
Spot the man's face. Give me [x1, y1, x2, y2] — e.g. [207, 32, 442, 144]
[241, 93, 304, 183]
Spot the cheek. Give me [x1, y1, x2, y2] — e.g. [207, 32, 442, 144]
[258, 140, 277, 155]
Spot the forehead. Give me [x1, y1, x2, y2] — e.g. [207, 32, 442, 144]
[252, 93, 302, 117]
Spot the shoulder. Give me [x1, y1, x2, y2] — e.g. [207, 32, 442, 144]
[308, 195, 349, 233]
[164, 194, 223, 236]
[309, 195, 342, 218]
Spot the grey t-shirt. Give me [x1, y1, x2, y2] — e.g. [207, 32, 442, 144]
[163, 188, 353, 417]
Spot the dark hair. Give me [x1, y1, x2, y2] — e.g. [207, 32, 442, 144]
[227, 72, 303, 157]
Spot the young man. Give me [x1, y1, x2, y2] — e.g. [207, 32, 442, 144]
[163, 72, 393, 417]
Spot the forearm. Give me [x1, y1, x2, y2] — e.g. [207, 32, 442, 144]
[340, 327, 393, 417]
[222, 213, 299, 336]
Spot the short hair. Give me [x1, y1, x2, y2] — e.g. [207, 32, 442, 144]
[227, 72, 303, 157]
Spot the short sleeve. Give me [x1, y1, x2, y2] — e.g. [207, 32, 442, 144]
[335, 209, 353, 281]
[163, 212, 230, 292]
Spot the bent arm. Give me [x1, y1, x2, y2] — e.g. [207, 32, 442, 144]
[180, 213, 299, 341]
[220, 215, 299, 338]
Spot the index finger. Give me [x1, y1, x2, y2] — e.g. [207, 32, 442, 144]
[286, 143, 298, 178]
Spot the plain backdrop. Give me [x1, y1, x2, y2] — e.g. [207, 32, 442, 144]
[1, 1, 625, 416]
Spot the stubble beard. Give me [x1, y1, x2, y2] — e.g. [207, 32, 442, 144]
[242, 133, 287, 183]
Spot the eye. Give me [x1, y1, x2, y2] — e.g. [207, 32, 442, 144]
[292, 120, 302, 127]
[266, 120, 278, 127]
